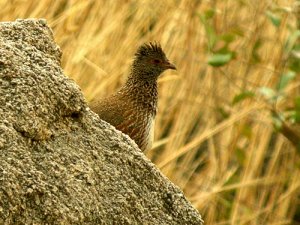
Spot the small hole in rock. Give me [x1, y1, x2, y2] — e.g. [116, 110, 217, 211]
[71, 112, 81, 119]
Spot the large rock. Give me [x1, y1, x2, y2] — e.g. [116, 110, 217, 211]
[0, 19, 203, 224]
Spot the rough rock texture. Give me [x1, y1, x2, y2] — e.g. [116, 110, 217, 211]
[0, 19, 203, 225]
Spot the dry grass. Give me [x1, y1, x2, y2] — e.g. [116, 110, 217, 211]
[1, 0, 300, 224]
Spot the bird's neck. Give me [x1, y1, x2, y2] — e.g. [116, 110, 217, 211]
[121, 73, 158, 115]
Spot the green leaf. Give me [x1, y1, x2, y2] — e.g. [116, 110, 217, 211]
[208, 53, 232, 67]
[206, 26, 217, 49]
[235, 147, 246, 165]
[242, 124, 252, 139]
[295, 112, 300, 123]
[284, 30, 300, 53]
[251, 38, 263, 63]
[232, 91, 255, 105]
[290, 110, 300, 123]
[289, 49, 300, 72]
[277, 70, 296, 91]
[220, 33, 236, 44]
[203, 9, 215, 20]
[259, 87, 276, 100]
[271, 111, 284, 130]
[199, 10, 217, 49]
[294, 97, 300, 123]
[217, 107, 230, 119]
[266, 11, 281, 27]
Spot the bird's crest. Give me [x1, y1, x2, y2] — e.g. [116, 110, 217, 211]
[135, 42, 164, 60]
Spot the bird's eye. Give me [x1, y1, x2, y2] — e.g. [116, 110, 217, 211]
[153, 59, 161, 64]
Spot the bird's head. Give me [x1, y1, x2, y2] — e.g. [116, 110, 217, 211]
[132, 42, 176, 79]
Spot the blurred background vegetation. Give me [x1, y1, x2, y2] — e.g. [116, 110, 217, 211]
[1, 0, 300, 224]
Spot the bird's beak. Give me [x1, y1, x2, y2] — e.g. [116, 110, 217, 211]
[164, 61, 176, 70]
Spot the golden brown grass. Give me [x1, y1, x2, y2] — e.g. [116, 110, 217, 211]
[1, 0, 300, 224]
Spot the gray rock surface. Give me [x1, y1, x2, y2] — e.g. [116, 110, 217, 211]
[0, 19, 203, 224]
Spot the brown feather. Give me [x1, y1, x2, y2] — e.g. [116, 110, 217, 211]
[90, 42, 176, 151]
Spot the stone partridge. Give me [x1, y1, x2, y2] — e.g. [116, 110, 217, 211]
[90, 42, 176, 151]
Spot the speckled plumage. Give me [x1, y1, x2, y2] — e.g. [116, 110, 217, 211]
[90, 42, 176, 151]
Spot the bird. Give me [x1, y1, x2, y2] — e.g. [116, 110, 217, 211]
[90, 42, 176, 151]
